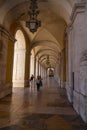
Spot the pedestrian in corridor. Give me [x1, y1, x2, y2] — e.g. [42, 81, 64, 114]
[30, 74, 34, 87]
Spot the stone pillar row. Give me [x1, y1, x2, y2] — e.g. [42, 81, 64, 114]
[34, 57, 47, 79]
[54, 49, 66, 89]
[54, 57, 60, 86]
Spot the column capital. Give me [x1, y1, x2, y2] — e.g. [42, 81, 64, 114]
[66, 24, 73, 35]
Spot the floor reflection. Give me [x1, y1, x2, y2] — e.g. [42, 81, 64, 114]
[0, 78, 86, 129]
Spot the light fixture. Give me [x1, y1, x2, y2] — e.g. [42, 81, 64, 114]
[26, 0, 41, 33]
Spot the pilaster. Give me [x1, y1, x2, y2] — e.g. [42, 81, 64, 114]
[0, 25, 15, 98]
[66, 1, 87, 122]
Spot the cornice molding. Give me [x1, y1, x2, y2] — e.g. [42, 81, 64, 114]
[70, 2, 86, 25]
[66, 1, 86, 35]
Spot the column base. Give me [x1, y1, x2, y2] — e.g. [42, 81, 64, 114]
[0, 83, 12, 99]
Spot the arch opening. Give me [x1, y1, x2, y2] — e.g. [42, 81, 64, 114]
[30, 50, 35, 77]
[12, 29, 26, 87]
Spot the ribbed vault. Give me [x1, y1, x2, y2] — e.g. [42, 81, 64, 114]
[0, 0, 75, 69]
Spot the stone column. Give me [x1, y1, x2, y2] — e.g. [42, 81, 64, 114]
[38, 60, 39, 76]
[54, 60, 59, 86]
[41, 65, 43, 78]
[33, 57, 36, 87]
[43, 66, 46, 78]
[60, 49, 66, 88]
[35, 59, 38, 77]
[40, 63, 41, 76]
[66, 25, 74, 103]
[30, 54, 34, 76]
[43, 67, 45, 78]
[34, 57, 36, 78]
[24, 51, 30, 87]
[0, 25, 15, 98]
[42, 66, 44, 78]
[35, 57, 39, 76]
[39, 62, 41, 76]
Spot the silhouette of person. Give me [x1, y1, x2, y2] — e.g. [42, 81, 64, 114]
[30, 74, 34, 87]
[36, 76, 40, 91]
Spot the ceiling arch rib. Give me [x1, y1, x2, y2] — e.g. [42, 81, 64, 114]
[40, 58, 57, 66]
[35, 48, 59, 68]
[39, 54, 58, 62]
[34, 46, 59, 57]
[35, 48, 58, 57]
[33, 45, 58, 55]
[41, 58, 56, 65]
[31, 40, 61, 52]
[35, 49, 58, 58]
[39, 55, 58, 64]
[1, 0, 73, 57]
[31, 28, 63, 49]
[42, 59, 56, 69]
[1, 0, 74, 25]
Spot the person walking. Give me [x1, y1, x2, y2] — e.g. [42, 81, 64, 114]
[36, 76, 40, 91]
[30, 74, 34, 87]
[39, 75, 43, 87]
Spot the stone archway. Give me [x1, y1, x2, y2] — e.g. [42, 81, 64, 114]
[12, 29, 26, 87]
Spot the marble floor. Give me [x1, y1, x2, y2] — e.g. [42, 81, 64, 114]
[0, 77, 87, 130]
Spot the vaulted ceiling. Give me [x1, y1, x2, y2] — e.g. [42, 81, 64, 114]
[0, 0, 77, 69]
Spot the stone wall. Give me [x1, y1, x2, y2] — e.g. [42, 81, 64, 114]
[0, 25, 15, 98]
[66, 1, 87, 122]
[79, 50, 87, 122]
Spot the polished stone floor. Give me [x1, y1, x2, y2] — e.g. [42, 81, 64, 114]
[0, 78, 87, 130]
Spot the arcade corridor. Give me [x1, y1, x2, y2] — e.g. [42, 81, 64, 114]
[0, 0, 87, 122]
[0, 78, 87, 130]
